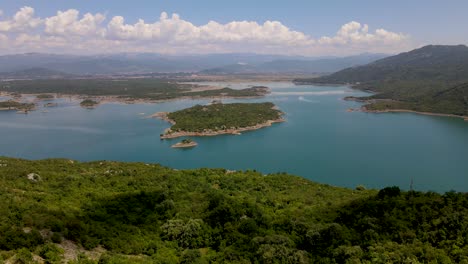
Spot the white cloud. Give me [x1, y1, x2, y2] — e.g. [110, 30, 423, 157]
[106, 13, 314, 47]
[15, 33, 41, 45]
[0, 6, 411, 55]
[0, 6, 42, 32]
[0, 33, 7, 43]
[45, 9, 105, 37]
[0, 10, 3, 17]
[318, 21, 407, 46]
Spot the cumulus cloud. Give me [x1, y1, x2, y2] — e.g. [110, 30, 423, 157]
[0, 6, 42, 32]
[318, 21, 407, 46]
[45, 9, 106, 37]
[0, 33, 8, 43]
[0, 6, 410, 55]
[106, 12, 314, 47]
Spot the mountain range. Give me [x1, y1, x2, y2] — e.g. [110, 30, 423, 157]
[0, 52, 387, 77]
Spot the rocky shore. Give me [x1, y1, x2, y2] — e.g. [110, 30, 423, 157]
[362, 108, 468, 121]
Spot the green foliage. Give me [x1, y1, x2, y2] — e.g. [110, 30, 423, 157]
[0, 100, 35, 110]
[36, 94, 54, 99]
[0, 79, 267, 101]
[166, 102, 282, 133]
[0, 157, 467, 263]
[38, 243, 64, 263]
[80, 99, 99, 107]
[15, 248, 34, 264]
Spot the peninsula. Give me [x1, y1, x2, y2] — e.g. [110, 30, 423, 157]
[295, 45, 468, 119]
[153, 102, 285, 139]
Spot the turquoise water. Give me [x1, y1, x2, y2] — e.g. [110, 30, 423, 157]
[1, 83, 467, 192]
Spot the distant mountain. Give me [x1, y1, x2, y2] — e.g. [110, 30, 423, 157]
[0, 52, 387, 75]
[0, 67, 73, 79]
[295, 45, 468, 116]
[0, 53, 307, 75]
[200, 53, 388, 74]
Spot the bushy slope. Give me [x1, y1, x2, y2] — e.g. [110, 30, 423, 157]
[0, 157, 467, 263]
[300, 45, 468, 85]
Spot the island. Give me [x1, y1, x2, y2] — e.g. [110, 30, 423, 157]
[171, 138, 198, 148]
[36, 94, 55, 100]
[80, 99, 99, 108]
[0, 100, 35, 112]
[153, 102, 285, 139]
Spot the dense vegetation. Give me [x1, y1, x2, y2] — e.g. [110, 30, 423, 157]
[80, 99, 99, 108]
[0, 79, 268, 101]
[166, 102, 283, 132]
[0, 157, 467, 263]
[0, 100, 35, 110]
[181, 139, 194, 144]
[295, 45, 468, 116]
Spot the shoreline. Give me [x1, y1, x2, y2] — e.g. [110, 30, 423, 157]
[0, 89, 269, 108]
[152, 112, 286, 139]
[344, 96, 468, 122]
[361, 108, 468, 121]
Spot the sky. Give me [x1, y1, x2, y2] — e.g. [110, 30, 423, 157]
[0, 0, 467, 56]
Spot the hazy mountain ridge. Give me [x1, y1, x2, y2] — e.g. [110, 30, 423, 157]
[0, 67, 74, 79]
[0, 52, 388, 76]
[200, 53, 388, 74]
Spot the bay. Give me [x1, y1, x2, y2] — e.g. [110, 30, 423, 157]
[1, 82, 467, 192]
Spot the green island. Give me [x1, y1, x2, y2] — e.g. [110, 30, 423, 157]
[0, 100, 35, 111]
[36, 94, 55, 100]
[154, 102, 285, 139]
[80, 99, 99, 108]
[172, 139, 198, 148]
[0, 79, 269, 102]
[295, 45, 468, 118]
[0, 157, 467, 263]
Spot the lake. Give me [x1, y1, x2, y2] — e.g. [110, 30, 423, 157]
[1, 82, 467, 192]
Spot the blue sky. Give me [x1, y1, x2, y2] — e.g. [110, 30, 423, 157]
[0, 0, 467, 55]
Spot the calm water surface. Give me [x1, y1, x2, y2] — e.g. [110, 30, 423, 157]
[1, 83, 467, 192]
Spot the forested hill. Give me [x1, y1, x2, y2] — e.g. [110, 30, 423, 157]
[1, 157, 467, 263]
[294, 45, 468, 116]
[297, 45, 468, 85]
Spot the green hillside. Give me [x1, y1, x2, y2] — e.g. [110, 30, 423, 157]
[295, 45, 468, 116]
[0, 157, 467, 263]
